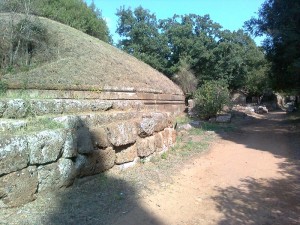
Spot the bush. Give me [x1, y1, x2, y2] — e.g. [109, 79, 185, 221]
[173, 60, 198, 95]
[193, 80, 230, 119]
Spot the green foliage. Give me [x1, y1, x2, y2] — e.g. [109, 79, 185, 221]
[245, 0, 300, 91]
[0, 0, 111, 43]
[193, 80, 230, 119]
[116, 7, 269, 93]
[172, 59, 198, 94]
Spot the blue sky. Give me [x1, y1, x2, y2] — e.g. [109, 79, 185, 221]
[85, 0, 265, 45]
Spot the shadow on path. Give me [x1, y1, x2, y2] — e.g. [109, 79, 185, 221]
[211, 111, 300, 224]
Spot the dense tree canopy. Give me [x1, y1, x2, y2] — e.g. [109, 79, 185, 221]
[116, 6, 268, 94]
[245, 0, 300, 92]
[0, 0, 111, 43]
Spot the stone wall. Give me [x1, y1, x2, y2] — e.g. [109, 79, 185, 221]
[0, 89, 184, 207]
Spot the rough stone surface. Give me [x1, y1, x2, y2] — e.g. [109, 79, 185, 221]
[106, 122, 138, 146]
[138, 117, 155, 137]
[152, 113, 172, 132]
[30, 100, 64, 116]
[90, 127, 110, 148]
[79, 147, 116, 176]
[0, 166, 38, 207]
[0, 101, 6, 117]
[216, 114, 232, 123]
[28, 130, 66, 164]
[76, 127, 94, 154]
[0, 120, 27, 132]
[115, 144, 137, 164]
[164, 128, 175, 147]
[136, 136, 156, 157]
[257, 106, 269, 114]
[3, 99, 27, 118]
[37, 158, 77, 192]
[54, 115, 81, 129]
[154, 132, 164, 152]
[0, 136, 29, 175]
[62, 130, 78, 158]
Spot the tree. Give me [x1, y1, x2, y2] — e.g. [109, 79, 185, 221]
[245, 0, 300, 91]
[0, 0, 111, 43]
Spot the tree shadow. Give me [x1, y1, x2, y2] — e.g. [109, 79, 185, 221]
[210, 111, 300, 224]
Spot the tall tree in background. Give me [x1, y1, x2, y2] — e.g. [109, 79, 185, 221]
[116, 7, 268, 93]
[245, 0, 300, 92]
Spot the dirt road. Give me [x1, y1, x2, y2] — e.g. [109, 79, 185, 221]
[114, 112, 300, 225]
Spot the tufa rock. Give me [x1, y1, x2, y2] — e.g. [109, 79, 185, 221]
[0, 166, 38, 207]
[115, 144, 138, 164]
[28, 130, 66, 164]
[106, 122, 138, 146]
[0, 136, 29, 175]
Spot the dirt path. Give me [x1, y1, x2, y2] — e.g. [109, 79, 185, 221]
[113, 112, 300, 225]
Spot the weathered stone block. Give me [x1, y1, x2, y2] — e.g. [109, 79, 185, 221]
[90, 101, 112, 111]
[151, 112, 172, 132]
[115, 144, 137, 164]
[0, 166, 38, 207]
[106, 122, 138, 146]
[0, 100, 6, 117]
[37, 158, 77, 192]
[154, 132, 164, 152]
[62, 130, 78, 158]
[3, 99, 27, 118]
[28, 130, 66, 164]
[30, 100, 64, 116]
[138, 117, 155, 137]
[136, 136, 156, 157]
[79, 147, 116, 176]
[76, 127, 94, 154]
[54, 115, 82, 129]
[0, 136, 29, 175]
[90, 127, 110, 148]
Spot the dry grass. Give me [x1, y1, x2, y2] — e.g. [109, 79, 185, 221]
[0, 13, 183, 95]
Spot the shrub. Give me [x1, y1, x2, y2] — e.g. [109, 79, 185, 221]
[193, 80, 230, 119]
[173, 60, 198, 95]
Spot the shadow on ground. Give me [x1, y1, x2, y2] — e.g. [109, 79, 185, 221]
[209, 111, 300, 224]
[38, 173, 163, 225]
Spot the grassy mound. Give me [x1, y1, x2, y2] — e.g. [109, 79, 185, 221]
[0, 13, 182, 95]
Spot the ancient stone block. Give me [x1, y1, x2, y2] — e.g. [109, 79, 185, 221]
[90, 100, 112, 111]
[28, 130, 66, 164]
[62, 130, 78, 158]
[106, 122, 138, 146]
[37, 158, 77, 192]
[154, 132, 164, 152]
[0, 136, 29, 175]
[152, 112, 172, 132]
[30, 99, 64, 116]
[3, 99, 27, 118]
[115, 144, 137, 164]
[138, 117, 155, 137]
[76, 127, 94, 154]
[90, 127, 110, 148]
[79, 147, 116, 176]
[0, 166, 38, 207]
[0, 100, 6, 117]
[136, 136, 156, 157]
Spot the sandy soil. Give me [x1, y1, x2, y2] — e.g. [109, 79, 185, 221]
[113, 111, 300, 225]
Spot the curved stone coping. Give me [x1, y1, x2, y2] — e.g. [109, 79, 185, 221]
[4, 89, 185, 101]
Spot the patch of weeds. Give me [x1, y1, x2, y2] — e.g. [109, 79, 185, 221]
[188, 127, 205, 136]
[161, 152, 168, 160]
[176, 115, 192, 125]
[26, 117, 64, 131]
[201, 121, 236, 132]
